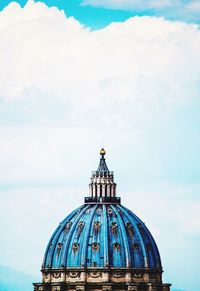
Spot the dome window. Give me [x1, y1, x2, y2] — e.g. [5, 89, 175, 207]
[92, 242, 100, 251]
[126, 221, 132, 228]
[133, 243, 139, 251]
[113, 242, 120, 250]
[108, 209, 113, 215]
[72, 243, 79, 252]
[57, 243, 63, 249]
[78, 221, 85, 229]
[126, 222, 135, 237]
[57, 243, 63, 255]
[65, 222, 72, 231]
[111, 222, 118, 234]
[94, 221, 101, 232]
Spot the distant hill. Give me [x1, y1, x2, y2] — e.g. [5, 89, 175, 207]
[0, 264, 39, 291]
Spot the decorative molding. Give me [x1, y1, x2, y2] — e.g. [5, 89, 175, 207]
[67, 271, 81, 278]
[133, 273, 142, 278]
[88, 271, 102, 278]
[111, 271, 125, 278]
[53, 272, 61, 278]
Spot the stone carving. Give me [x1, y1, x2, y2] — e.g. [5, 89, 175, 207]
[53, 272, 61, 278]
[88, 271, 102, 278]
[111, 271, 125, 278]
[133, 273, 142, 278]
[68, 272, 81, 278]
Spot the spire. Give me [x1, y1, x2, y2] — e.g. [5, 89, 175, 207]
[97, 148, 109, 174]
[85, 149, 120, 204]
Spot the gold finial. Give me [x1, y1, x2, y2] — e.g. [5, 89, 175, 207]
[100, 148, 106, 156]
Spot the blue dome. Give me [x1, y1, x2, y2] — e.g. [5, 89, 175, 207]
[43, 203, 161, 270]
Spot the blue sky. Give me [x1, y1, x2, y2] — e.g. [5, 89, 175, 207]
[1, 0, 200, 29]
[0, 1, 199, 291]
[0, 0, 135, 29]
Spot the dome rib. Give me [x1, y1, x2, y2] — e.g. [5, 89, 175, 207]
[127, 208, 162, 269]
[65, 205, 91, 267]
[43, 206, 84, 268]
[141, 223, 162, 269]
[80, 205, 98, 267]
[102, 204, 109, 267]
[118, 205, 148, 268]
[110, 205, 131, 268]
[61, 205, 90, 267]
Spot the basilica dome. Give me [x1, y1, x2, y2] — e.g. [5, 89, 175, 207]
[34, 149, 171, 291]
[43, 203, 161, 270]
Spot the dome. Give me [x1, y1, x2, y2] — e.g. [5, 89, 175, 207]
[34, 149, 171, 291]
[43, 203, 161, 270]
[42, 149, 161, 271]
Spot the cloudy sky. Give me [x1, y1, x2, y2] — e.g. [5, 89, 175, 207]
[0, 1, 200, 290]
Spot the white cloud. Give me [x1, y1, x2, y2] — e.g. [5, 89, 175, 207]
[82, 0, 200, 22]
[82, 0, 178, 10]
[0, 2, 200, 290]
[186, 0, 200, 11]
[0, 2, 200, 125]
[0, 1, 199, 190]
[0, 1, 199, 186]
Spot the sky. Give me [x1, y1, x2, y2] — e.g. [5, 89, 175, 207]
[0, 1, 200, 291]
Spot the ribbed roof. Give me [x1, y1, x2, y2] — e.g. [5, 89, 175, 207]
[43, 203, 162, 269]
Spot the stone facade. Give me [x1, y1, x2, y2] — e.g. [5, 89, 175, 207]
[33, 269, 171, 291]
